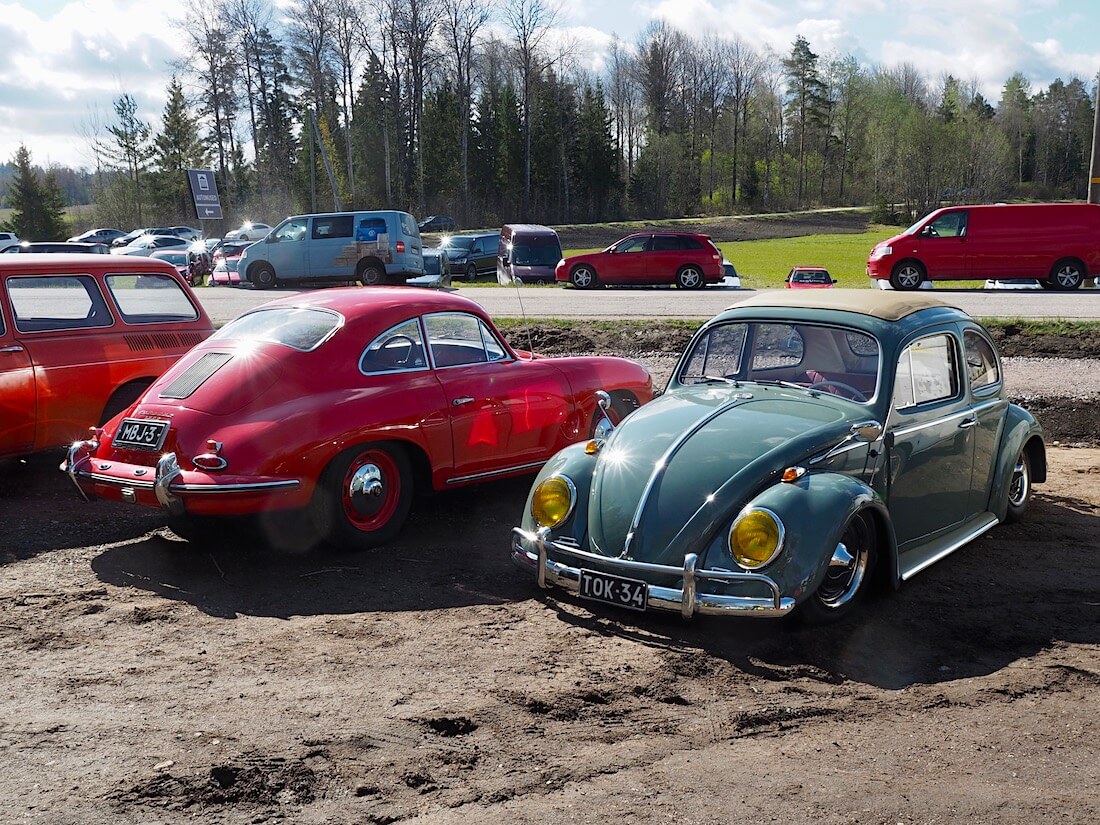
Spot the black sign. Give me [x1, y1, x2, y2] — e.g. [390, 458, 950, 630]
[187, 168, 223, 221]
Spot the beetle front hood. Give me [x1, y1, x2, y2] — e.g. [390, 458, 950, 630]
[587, 386, 864, 565]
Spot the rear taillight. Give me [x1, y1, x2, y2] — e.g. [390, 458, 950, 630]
[396, 241, 406, 253]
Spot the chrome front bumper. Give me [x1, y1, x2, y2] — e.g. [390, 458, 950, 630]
[511, 527, 795, 619]
[64, 443, 299, 515]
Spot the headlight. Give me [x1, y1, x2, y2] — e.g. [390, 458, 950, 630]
[729, 508, 784, 569]
[531, 475, 576, 528]
[870, 245, 892, 261]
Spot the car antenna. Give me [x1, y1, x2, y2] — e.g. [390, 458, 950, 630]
[509, 247, 536, 358]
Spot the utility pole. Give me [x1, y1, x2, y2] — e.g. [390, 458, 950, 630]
[1090, 71, 1100, 205]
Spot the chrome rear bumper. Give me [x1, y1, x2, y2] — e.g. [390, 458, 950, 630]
[511, 527, 795, 619]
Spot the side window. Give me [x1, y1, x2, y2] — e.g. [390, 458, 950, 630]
[426, 312, 507, 367]
[924, 211, 968, 238]
[312, 215, 353, 239]
[751, 324, 804, 371]
[106, 275, 200, 323]
[8, 275, 113, 332]
[893, 334, 959, 409]
[399, 213, 418, 237]
[272, 219, 307, 243]
[359, 319, 427, 373]
[617, 237, 649, 254]
[964, 330, 1000, 391]
[652, 235, 683, 251]
[357, 217, 388, 242]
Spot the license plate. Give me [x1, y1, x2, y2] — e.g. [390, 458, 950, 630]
[113, 418, 169, 451]
[578, 569, 648, 612]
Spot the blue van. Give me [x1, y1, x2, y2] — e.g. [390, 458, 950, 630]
[237, 210, 424, 288]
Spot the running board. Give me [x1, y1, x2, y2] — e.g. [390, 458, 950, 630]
[899, 513, 999, 581]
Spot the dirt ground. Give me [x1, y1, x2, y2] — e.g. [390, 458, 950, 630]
[2, 316, 1099, 823]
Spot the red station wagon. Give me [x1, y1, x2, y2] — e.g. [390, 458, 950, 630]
[0, 254, 214, 460]
[556, 232, 723, 290]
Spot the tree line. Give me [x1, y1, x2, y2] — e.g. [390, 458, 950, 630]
[6, 0, 1099, 239]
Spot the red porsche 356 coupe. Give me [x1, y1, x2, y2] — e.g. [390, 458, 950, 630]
[64, 288, 652, 550]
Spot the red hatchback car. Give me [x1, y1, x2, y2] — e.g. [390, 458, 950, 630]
[64, 288, 653, 550]
[785, 267, 836, 289]
[556, 232, 723, 290]
[0, 254, 214, 460]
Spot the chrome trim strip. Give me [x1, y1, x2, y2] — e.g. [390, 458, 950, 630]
[87, 473, 154, 488]
[514, 527, 795, 618]
[892, 407, 974, 437]
[621, 397, 746, 558]
[446, 460, 546, 485]
[174, 480, 300, 494]
[899, 514, 999, 581]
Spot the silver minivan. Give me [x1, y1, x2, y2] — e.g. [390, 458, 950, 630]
[238, 210, 424, 288]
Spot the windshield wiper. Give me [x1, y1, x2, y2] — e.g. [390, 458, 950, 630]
[744, 379, 809, 391]
[683, 374, 739, 385]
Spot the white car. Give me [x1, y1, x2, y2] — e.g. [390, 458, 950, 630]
[223, 222, 272, 242]
[110, 235, 191, 255]
[983, 279, 1042, 290]
[0, 231, 19, 251]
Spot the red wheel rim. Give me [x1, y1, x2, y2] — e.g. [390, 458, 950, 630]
[341, 449, 400, 532]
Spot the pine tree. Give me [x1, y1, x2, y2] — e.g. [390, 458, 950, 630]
[151, 76, 209, 220]
[783, 36, 827, 205]
[4, 144, 67, 240]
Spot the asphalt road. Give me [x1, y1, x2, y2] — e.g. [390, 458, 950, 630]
[195, 282, 1100, 326]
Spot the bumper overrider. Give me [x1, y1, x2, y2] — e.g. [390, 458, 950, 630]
[63, 439, 300, 516]
[511, 527, 796, 619]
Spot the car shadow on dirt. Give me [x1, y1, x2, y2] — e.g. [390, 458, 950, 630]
[529, 492, 1100, 691]
[90, 478, 537, 619]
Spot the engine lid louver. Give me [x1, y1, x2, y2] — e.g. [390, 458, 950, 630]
[159, 352, 233, 399]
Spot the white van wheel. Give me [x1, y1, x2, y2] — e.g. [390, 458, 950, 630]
[253, 263, 277, 289]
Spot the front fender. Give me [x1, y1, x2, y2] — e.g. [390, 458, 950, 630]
[988, 403, 1045, 520]
[720, 472, 898, 603]
[520, 442, 597, 540]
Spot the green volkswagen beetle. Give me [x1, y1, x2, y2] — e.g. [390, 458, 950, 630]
[511, 291, 1045, 623]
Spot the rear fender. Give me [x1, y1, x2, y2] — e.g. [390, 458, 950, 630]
[988, 404, 1045, 520]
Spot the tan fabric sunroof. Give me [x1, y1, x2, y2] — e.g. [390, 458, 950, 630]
[726, 289, 958, 322]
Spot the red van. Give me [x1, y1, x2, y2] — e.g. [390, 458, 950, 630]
[0, 254, 214, 460]
[867, 203, 1100, 290]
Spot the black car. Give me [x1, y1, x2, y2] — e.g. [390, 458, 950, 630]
[418, 215, 457, 233]
[68, 228, 126, 245]
[438, 232, 500, 281]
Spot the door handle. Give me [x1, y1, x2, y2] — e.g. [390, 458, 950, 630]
[958, 417, 977, 429]
[0, 345, 25, 353]
[452, 397, 475, 407]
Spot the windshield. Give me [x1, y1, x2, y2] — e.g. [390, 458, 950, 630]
[439, 237, 474, 252]
[792, 270, 830, 284]
[512, 236, 562, 266]
[678, 321, 881, 403]
[210, 307, 341, 352]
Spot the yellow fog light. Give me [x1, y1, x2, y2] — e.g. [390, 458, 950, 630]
[729, 508, 784, 569]
[531, 475, 576, 528]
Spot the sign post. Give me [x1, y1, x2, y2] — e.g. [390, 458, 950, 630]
[187, 168, 223, 222]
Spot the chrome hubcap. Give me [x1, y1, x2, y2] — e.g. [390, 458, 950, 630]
[348, 463, 385, 517]
[817, 535, 868, 609]
[574, 268, 592, 287]
[681, 268, 700, 287]
[1009, 458, 1029, 506]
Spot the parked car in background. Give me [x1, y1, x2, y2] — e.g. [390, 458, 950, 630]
[0, 231, 19, 246]
[409, 247, 451, 288]
[64, 288, 653, 550]
[513, 290, 1045, 624]
[223, 222, 272, 242]
[0, 254, 214, 461]
[556, 232, 723, 290]
[110, 227, 180, 248]
[148, 249, 207, 286]
[112, 235, 191, 256]
[69, 228, 125, 245]
[209, 241, 253, 286]
[785, 267, 836, 288]
[4, 242, 109, 254]
[237, 211, 424, 288]
[438, 232, 499, 282]
[170, 226, 202, 241]
[721, 259, 742, 288]
[867, 202, 1100, 290]
[497, 224, 562, 285]
[418, 215, 456, 233]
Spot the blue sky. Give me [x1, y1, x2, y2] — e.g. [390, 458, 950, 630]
[1, 0, 1098, 169]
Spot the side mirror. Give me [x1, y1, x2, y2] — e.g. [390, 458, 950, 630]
[852, 421, 883, 442]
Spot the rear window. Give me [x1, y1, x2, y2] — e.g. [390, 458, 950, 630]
[105, 274, 199, 323]
[210, 307, 341, 352]
[8, 274, 113, 332]
[399, 213, 419, 237]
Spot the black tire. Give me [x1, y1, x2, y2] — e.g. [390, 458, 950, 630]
[99, 380, 152, 425]
[889, 260, 925, 291]
[1004, 446, 1032, 523]
[676, 265, 705, 289]
[465, 263, 478, 282]
[311, 443, 413, 551]
[357, 260, 385, 286]
[798, 511, 876, 625]
[570, 265, 599, 290]
[1048, 258, 1084, 291]
[252, 263, 277, 289]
